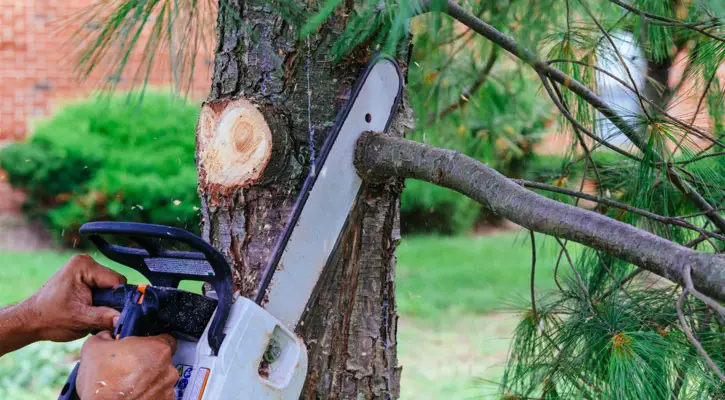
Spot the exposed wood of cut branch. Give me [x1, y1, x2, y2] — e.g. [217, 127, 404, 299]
[355, 133, 725, 302]
[196, 98, 273, 190]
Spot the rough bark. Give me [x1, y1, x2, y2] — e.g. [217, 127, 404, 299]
[355, 133, 725, 302]
[196, 1, 411, 398]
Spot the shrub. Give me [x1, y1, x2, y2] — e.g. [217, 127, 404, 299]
[0, 92, 201, 245]
[401, 180, 480, 235]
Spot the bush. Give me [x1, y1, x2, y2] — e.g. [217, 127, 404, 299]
[0, 92, 201, 245]
[401, 180, 480, 235]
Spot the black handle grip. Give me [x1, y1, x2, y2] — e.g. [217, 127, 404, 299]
[91, 287, 127, 310]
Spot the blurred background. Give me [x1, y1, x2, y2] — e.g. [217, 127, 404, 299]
[0, 1, 720, 399]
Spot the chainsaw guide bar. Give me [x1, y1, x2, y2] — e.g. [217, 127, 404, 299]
[256, 55, 403, 329]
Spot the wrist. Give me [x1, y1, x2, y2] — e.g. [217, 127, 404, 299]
[0, 299, 43, 356]
[15, 297, 44, 342]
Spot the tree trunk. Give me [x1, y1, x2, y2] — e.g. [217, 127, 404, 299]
[195, 1, 411, 398]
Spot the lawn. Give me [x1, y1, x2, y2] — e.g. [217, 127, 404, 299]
[0, 231, 571, 399]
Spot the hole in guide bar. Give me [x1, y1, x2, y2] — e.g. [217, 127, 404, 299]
[365, 113, 372, 123]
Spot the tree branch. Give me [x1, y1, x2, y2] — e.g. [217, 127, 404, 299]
[513, 179, 725, 242]
[426, 46, 499, 125]
[355, 133, 725, 302]
[607, 0, 725, 43]
[435, 0, 725, 236]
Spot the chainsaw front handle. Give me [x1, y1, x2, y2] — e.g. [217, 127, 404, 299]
[80, 222, 231, 355]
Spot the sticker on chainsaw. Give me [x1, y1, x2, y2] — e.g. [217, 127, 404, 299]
[188, 368, 210, 400]
[174, 364, 194, 400]
[145, 258, 215, 277]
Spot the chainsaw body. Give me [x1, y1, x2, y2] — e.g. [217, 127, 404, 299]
[173, 297, 306, 399]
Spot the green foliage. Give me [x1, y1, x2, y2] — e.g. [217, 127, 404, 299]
[501, 249, 725, 399]
[402, 63, 554, 234]
[73, 0, 218, 93]
[0, 341, 81, 399]
[0, 92, 201, 244]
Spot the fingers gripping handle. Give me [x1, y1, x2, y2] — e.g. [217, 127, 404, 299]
[57, 287, 150, 400]
[91, 286, 127, 309]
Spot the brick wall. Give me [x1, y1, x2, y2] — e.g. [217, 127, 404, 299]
[0, 1, 214, 142]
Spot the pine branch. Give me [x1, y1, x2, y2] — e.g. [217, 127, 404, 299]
[537, 71, 643, 161]
[607, 0, 725, 42]
[546, 58, 724, 147]
[512, 179, 725, 242]
[580, 0, 653, 122]
[529, 230, 538, 327]
[355, 133, 725, 303]
[678, 264, 725, 383]
[433, 0, 725, 236]
[426, 46, 500, 124]
[547, 74, 604, 198]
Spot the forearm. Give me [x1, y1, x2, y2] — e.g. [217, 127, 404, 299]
[0, 300, 41, 357]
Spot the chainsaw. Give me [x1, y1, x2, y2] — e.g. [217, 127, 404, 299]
[58, 55, 402, 400]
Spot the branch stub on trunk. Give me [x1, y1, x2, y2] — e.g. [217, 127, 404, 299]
[197, 98, 273, 190]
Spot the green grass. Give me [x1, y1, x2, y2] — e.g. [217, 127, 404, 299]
[0, 231, 575, 399]
[396, 232, 569, 319]
[395, 232, 574, 399]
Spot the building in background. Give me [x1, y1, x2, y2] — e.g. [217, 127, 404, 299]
[0, 1, 214, 143]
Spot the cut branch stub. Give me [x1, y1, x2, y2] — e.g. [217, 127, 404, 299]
[197, 98, 273, 190]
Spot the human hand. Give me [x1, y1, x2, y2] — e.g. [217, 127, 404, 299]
[76, 331, 179, 399]
[26, 254, 126, 342]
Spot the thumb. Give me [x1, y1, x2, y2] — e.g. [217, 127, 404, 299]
[83, 330, 113, 351]
[81, 306, 121, 331]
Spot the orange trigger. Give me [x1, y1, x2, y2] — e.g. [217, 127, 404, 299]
[136, 285, 148, 304]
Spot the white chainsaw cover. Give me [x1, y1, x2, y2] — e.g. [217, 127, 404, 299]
[172, 297, 308, 399]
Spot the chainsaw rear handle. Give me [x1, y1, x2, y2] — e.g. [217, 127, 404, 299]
[58, 288, 149, 400]
[91, 285, 127, 309]
[59, 284, 209, 400]
[59, 222, 233, 400]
